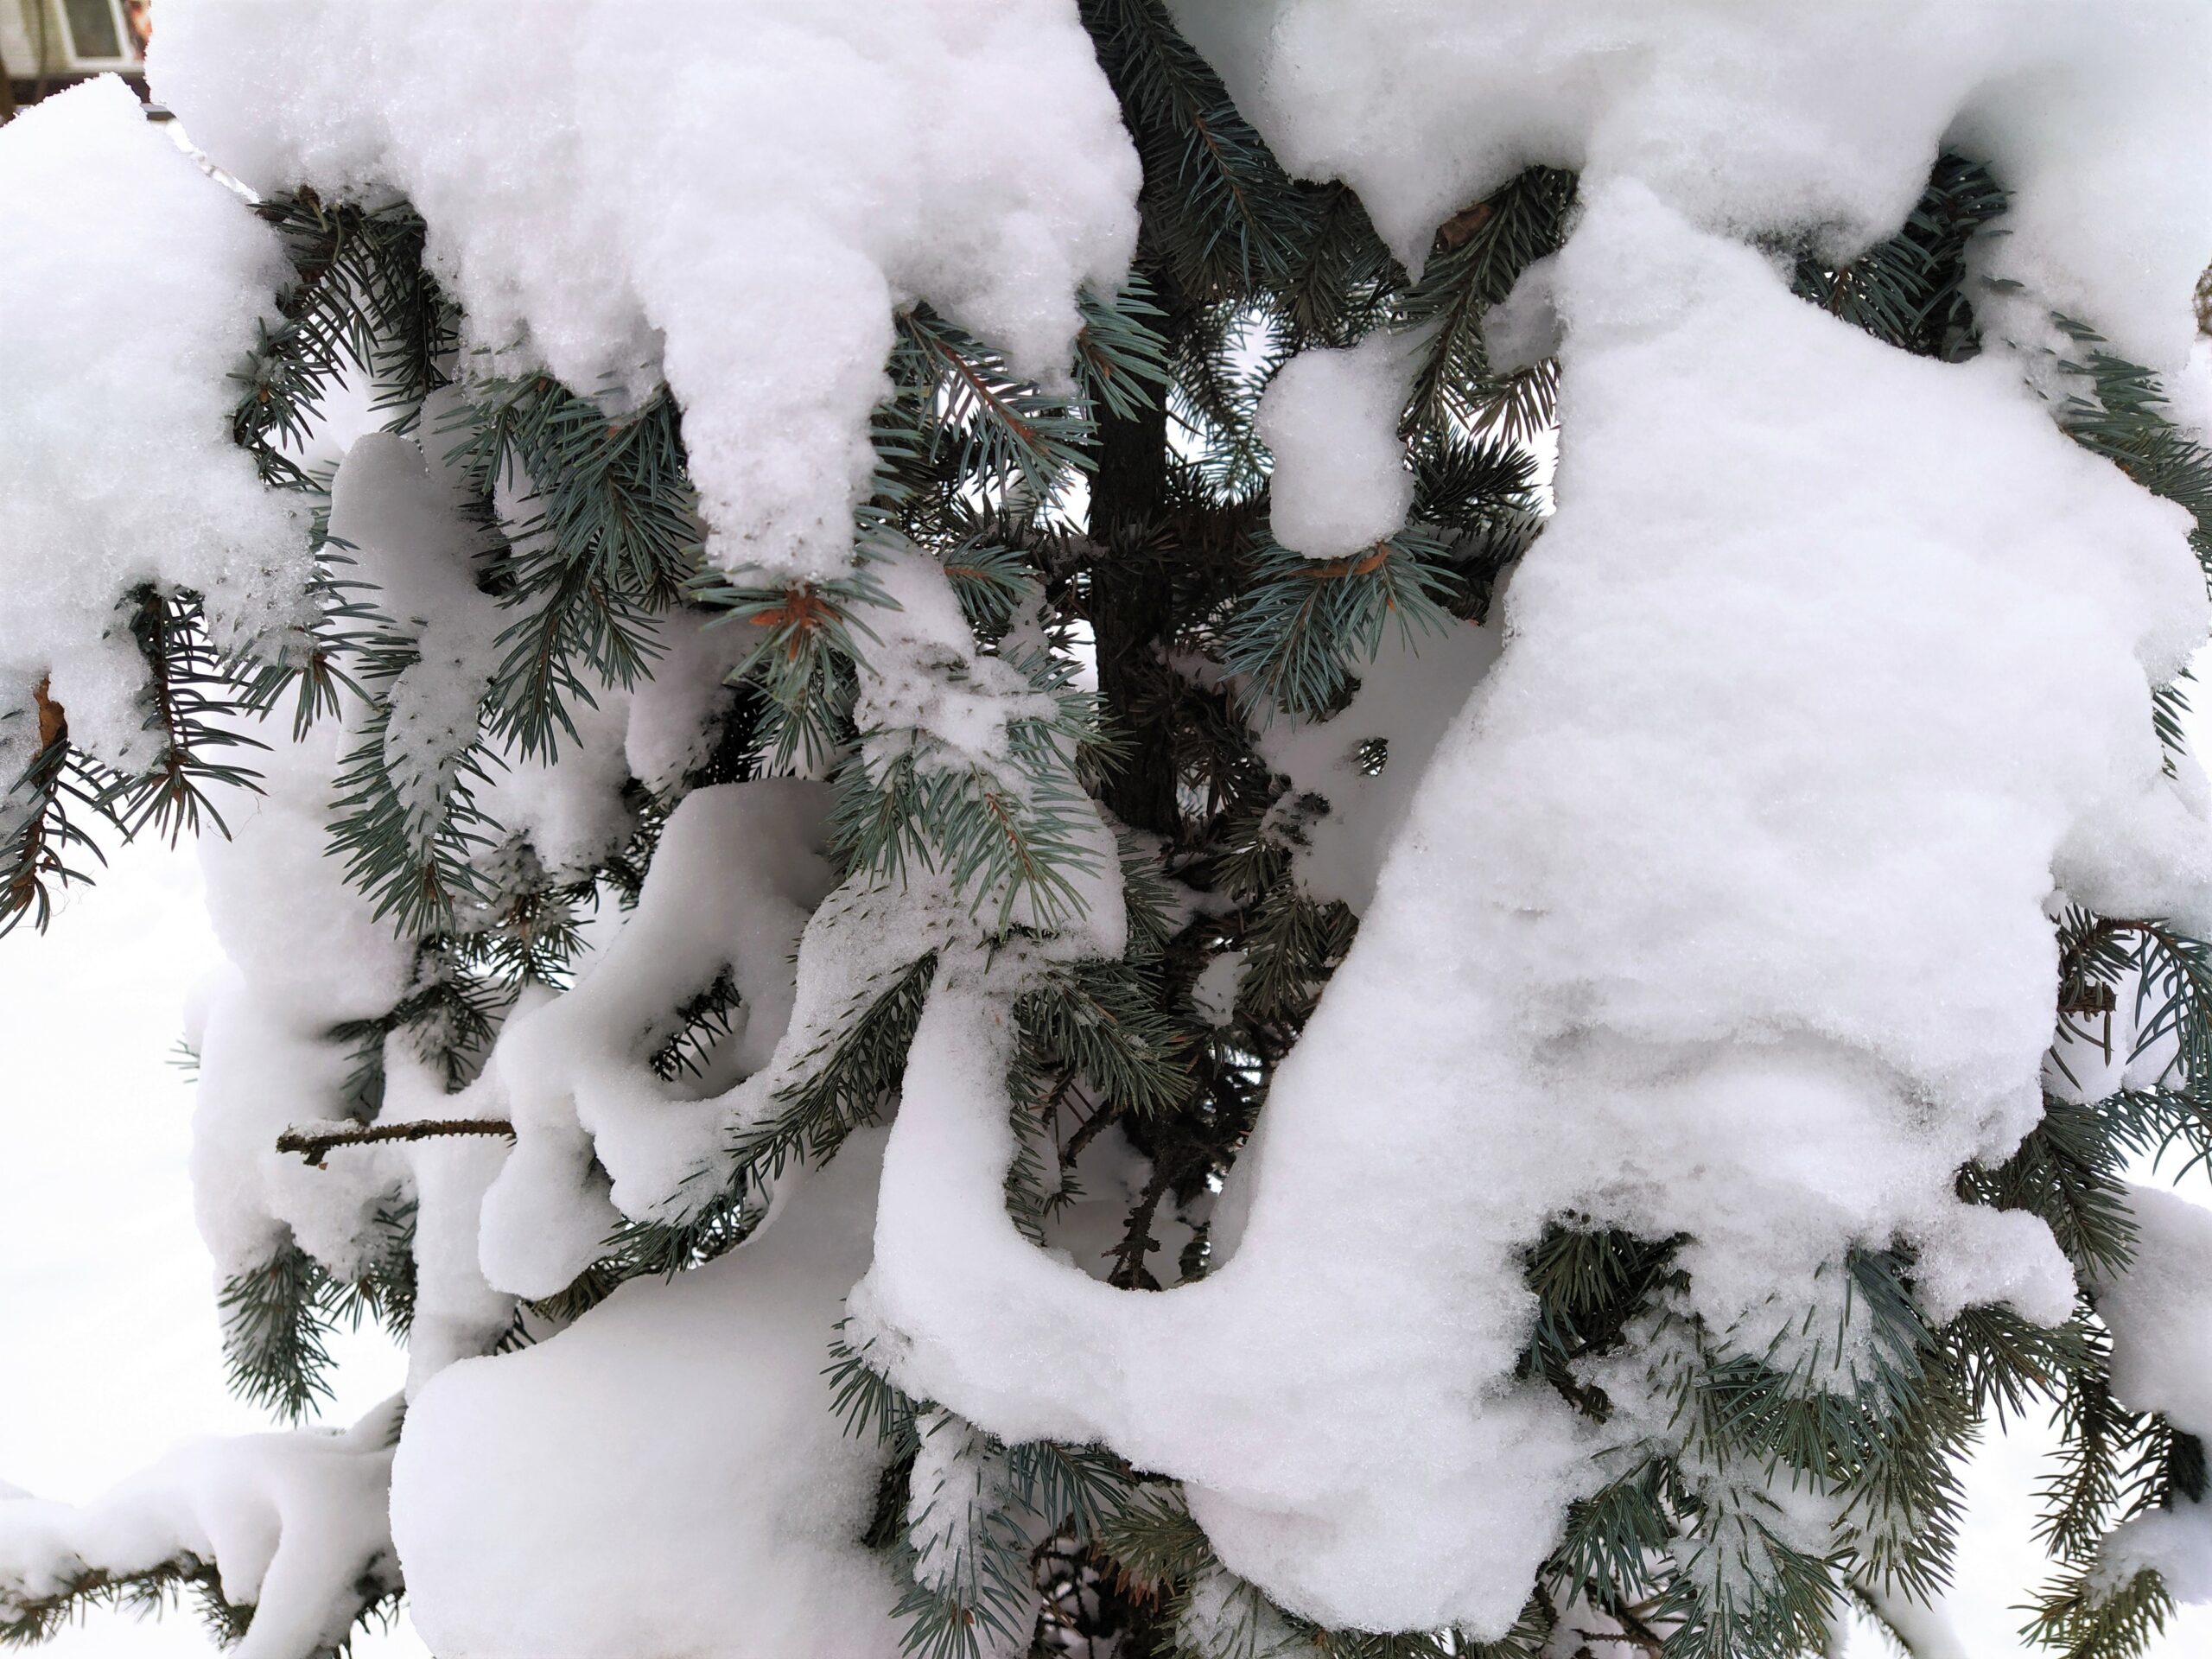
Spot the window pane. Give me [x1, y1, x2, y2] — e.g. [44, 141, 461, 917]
[61, 0, 124, 60]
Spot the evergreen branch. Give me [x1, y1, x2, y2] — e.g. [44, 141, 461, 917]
[232, 189, 455, 482]
[894, 306, 1093, 501]
[695, 563, 887, 773]
[731, 953, 938, 1180]
[0, 1554, 250, 1650]
[1957, 1097, 2138, 1281]
[99, 587, 267, 844]
[1794, 154, 2008, 363]
[937, 538, 1042, 638]
[1946, 1303, 2088, 1427]
[214, 1246, 347, 1423]
[824, 1322, 925, 1452]
[836, 639, 1111, 932]
[1078, 0, 1312, 301]
[326, 640, 499, 937]
[646, 966, 744, 1081]
[324, 948, 502, 1109]
[2049, 319, 2212, 582]
[1272, 182, 1402, 349]
[596, 1184, 759, 1289]
[2022, 1564, 2174, 1659]
[1397, 168, 1576, 439]
[1170, 303, 1289, 499]
[1076, 277, 1173, 422]
[214, 1223, 422, 1427]
[0, 683, 111, 937]
[1224, 529, 1458, 717]
[1018, 961, 1195, 1124]
[444, 377, 700, 760]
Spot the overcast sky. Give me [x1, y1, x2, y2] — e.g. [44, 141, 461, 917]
[1, 790, 2206, 1657]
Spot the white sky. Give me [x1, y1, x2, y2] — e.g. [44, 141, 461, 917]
[0, 836, 425, 1657]
[0, 786, 2206, 1657]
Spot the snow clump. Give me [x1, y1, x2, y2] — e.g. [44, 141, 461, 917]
[0, 76, 307, 773]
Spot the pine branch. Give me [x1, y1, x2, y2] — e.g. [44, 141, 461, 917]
[215, 1246, 345, 1423]
[444, 377, 698, 760]
[0, 1554, 250, 1650]
[729, 952, 938, 1180]
[1075, 277, 1173, 423]
[0, 682, 111, 936]
[1078, 0, 1313, 302]
[1396, 168, 1576, 439]
[1223, 529, 1458, 717]
[232, 189, 455, 484]
[1794, 154, 2007, 363]
[99, 586, 268, 844]
[895, 305, 1093, 501]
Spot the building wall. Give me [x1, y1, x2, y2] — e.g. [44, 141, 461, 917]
[3, 0, 147, 120]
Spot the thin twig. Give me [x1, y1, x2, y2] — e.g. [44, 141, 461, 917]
[277, 1118, 516, 1167]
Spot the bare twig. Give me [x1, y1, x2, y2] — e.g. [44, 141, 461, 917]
[277, 1118, 516, 1167]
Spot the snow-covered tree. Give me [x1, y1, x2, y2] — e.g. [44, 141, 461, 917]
[3, 4, 2212, 1656]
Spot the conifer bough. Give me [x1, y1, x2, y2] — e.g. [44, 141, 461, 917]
[3, 4, 2212, 1658]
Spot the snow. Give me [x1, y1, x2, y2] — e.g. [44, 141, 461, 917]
[849, 180, 2212, 1634]
[0, 76, 308, 773]
[620, 613, 753, 796]
[191, 726, 415, 1283]
[1481, 254, 1561, 378]
[328, 433, 503, 847]
[0, 1400, 402, 1659]
[2101, 1502, 2212, 1609]
[150, 0, 1141, 580]
[477, 779, 834, 1298]
[1252, 620, 1504, 912]
[1175, 1, 2211, 372]
[1190, 950, 1246, 1028]
[391, 1132, 902, 1658]
[5, 4, 2210, 1654]
[2094, 1184, 2212, 1439]
[1254, 336, 1415, 558]
[854, 550, 1065, 788]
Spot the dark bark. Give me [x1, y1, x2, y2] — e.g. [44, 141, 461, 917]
[1086, 283, 1180, 839]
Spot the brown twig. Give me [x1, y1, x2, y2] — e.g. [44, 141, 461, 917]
[277, 1118, 516, 1167]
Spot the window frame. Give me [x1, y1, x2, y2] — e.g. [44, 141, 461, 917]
[53, 0, 143, 72]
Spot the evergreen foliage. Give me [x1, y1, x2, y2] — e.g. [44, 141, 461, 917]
[4, 9, 2211, 1658]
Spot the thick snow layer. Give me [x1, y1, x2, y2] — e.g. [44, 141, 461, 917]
[1255, 336, 1415, 558]
[1253, 620, 1503, 912]
[0, 1400, 400, 1659]
[0, 76, 307, 768]
[2101, 1501, 2212, 1607]
[393, 1133, 901, 1658]
[329, 433, 504, 844]
[151, 1, 1139, 579]
[849, 183, 2212, 1633]
[1176, 0, 2211, 373]
[192, 725, 415, 1280]
[2094, 1185, 2212, 1440]
[374, 1052, 518, 1395]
